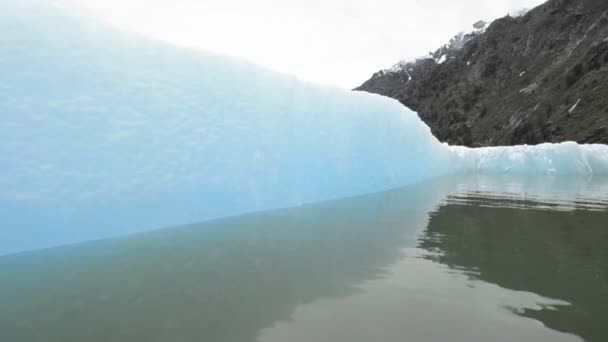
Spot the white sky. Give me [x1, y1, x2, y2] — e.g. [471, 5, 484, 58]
[62, 0, 547, 88]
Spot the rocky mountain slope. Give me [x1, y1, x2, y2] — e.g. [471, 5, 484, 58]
[356, 0, 608, 146]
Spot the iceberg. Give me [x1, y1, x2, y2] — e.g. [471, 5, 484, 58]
[1, 0, 607, 255]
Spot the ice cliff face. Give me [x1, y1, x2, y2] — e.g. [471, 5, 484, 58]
[1, 0, 607, 255]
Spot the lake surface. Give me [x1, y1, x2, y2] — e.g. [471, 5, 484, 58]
[1, 175, 607, 342]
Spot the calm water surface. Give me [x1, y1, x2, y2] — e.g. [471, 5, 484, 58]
[1, 175, 607, 342]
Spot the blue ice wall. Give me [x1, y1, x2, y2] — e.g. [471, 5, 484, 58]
[1, 1, 607, 255]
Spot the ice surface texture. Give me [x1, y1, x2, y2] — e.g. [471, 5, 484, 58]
[1, 1, 607, 255]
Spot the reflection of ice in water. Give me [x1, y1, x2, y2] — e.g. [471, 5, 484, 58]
[259, 176, 605, 342]
[447, 175, 608, 211]
[259, 248, 579, 342]
[0, 175, 604, 342]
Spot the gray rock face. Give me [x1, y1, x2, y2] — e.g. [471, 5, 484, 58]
[356, 0, 608, 146]
[473, 20, 488, 30]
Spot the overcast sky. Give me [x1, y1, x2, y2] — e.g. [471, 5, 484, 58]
[64, 0, 547, 88]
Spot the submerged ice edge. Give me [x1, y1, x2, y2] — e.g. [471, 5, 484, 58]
[1, 0, 608, 255]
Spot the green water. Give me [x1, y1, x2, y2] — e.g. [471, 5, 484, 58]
[1, 175, 607, 342]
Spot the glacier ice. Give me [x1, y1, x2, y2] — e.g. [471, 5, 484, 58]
[1, 0, 608, 255]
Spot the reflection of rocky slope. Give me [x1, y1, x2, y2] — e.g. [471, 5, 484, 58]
[357, 0, 608, 146]
[419, 199, 608, 342]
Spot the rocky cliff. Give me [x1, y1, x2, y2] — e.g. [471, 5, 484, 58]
[356, 0, 608, 146]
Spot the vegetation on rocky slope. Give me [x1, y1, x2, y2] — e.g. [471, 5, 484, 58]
[357, 0, 608, 146]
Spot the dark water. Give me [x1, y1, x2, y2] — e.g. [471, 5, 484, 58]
[1, 175, 607, 342]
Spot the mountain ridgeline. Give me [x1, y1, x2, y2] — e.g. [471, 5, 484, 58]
[356, 0, 608, 146]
